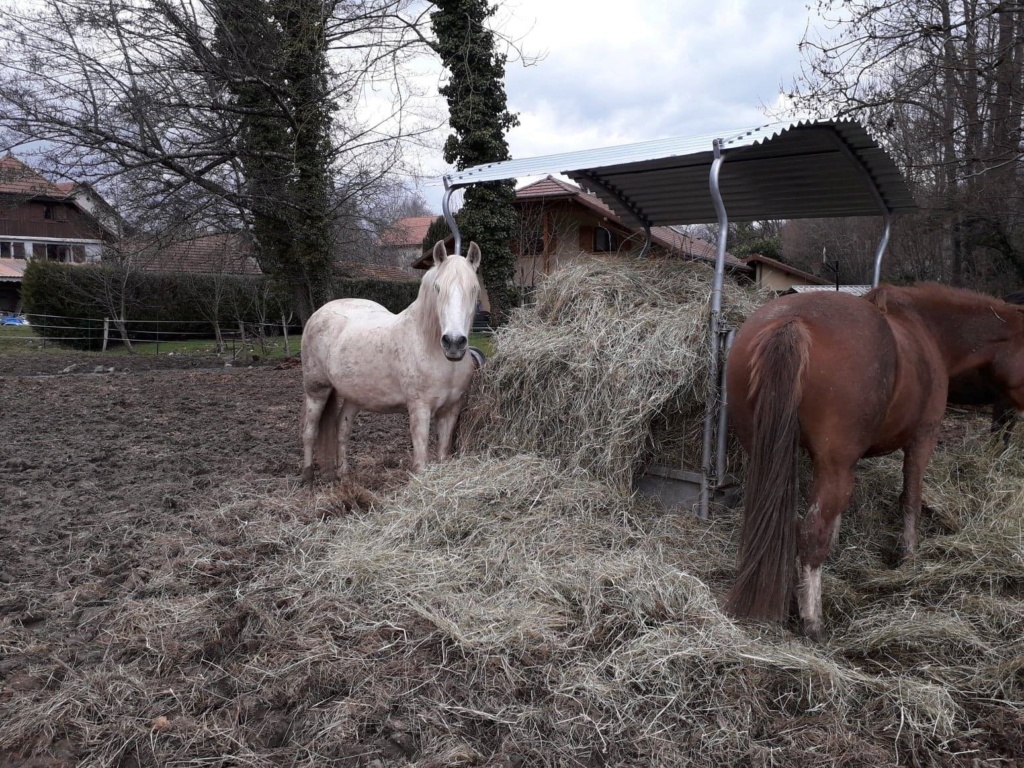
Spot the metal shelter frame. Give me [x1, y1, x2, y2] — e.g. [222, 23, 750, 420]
[440, 119, 917, 519]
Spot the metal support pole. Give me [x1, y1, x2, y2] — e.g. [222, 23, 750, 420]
[698, 139, 729, 520]
[716, 328, 736, 482]
[871, 209, 892, 288]
[441, 178, 465, 256]
[637, 223, 652, 258]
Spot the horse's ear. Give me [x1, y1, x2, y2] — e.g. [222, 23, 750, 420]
[466, 242, 481, 271]
[432, 240, 448, 266]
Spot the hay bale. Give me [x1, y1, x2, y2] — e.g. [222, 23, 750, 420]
[459, 257, 765, 491]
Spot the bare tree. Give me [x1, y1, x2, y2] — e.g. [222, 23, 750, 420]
[791, 0, 1024, 291]
[0, 0, 439, 319]
[85, 238, 167, 351]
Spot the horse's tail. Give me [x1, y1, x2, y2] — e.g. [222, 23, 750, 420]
[308, 389, 340, 472]
[726, 318, 811, 623]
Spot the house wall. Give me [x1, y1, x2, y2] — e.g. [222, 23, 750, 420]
[0, 199, 108, 265]
[0, 199, 107, 241]
[513, 200, 644, 293]
[756, 263, 816, 292]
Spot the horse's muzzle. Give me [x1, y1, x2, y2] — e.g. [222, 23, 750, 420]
[442, 333, 468, 360]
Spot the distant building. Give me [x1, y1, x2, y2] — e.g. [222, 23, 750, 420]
[398, 176, 753, 310]
[0, 155, 123, 312]
[743, 254, 832, 292]
[379, 215, 437, 266]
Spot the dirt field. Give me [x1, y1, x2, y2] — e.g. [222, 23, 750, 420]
[0, 352, 412, 766]
[2, 350, 1022, 767]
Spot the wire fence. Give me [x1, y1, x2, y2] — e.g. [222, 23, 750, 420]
[1, 312, 297, 357]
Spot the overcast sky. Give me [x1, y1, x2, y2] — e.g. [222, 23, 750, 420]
[412, 0, 826, 212]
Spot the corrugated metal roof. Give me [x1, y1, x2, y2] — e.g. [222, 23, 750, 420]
[788, 284, 873, 296]
[444, 119, 917, 227]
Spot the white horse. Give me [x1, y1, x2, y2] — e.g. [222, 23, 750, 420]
[300, 240, 482, 482]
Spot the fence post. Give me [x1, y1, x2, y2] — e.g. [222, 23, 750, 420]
[281, 312, 290, 357]
[102, 317, 110, 352]
[238, 320, 246, 361]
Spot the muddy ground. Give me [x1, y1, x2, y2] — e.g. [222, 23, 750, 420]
[1, 351, 1019, 767]
[0, 352, 413, 766]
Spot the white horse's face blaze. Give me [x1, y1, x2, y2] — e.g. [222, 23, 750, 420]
[432, 242, 481, 361]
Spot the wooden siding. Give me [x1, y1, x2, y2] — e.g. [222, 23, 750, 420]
[0, 199, 108, 241]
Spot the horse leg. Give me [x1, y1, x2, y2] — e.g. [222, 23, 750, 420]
[335, 400, 360, 478]
[797, 461, 855, 641]
[301, 387, 331, 485]
[992, 396, 1016, 446]
[897, 432, 940, 562]
[434, 401, 463, 462]
[408, 403, 432, 473]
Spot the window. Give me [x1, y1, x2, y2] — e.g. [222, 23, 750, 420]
[593, 226, 618, 253]
[521, 233, 545, 256]
[0, 241, 10, 258]
[45, 244, 70, 262]
[43, 205, 53, 220]
[13, 242, 25, 259]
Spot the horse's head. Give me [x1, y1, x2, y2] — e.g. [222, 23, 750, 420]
[429, 239, 481, 361]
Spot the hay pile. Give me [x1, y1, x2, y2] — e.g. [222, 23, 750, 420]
[460, 258, 764, 491]
[5, 440, 1018, 765]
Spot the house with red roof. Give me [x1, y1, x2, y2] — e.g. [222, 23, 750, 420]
[401, 176, 752, 309]
[0, 154, 124, 312]
[379, 215, 436, 266]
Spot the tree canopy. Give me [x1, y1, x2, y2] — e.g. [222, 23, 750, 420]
[791, 0, 1024, 291]
[0, 0, 436, 319]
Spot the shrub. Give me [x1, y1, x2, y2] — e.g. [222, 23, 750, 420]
[20, 261, 420, 348]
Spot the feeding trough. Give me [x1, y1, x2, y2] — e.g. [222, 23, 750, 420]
[441, 119, 917, 518]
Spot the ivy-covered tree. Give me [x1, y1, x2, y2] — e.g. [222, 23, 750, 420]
[430, 0, 519, 323]
[213, 0, 336, 321]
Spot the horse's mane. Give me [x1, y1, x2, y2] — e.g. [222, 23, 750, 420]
[908, 281, 1007, 306]
[872, 282, 1009, 313]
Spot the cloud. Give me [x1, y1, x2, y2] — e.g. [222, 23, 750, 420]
[413, 0, 821, 211]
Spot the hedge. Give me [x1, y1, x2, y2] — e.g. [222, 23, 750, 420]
[20, 261, 420, 348]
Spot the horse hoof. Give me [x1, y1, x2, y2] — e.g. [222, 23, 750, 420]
[895, 544, 915, 566]
[802, 622, 825, 642]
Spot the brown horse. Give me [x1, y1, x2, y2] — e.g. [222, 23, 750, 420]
[947, 290, 1024, 440]
[724, 283, 1024, 640]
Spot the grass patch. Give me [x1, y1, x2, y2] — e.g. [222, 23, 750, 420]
[469, 331, 494, 357]
[0, 326, 301, 359]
